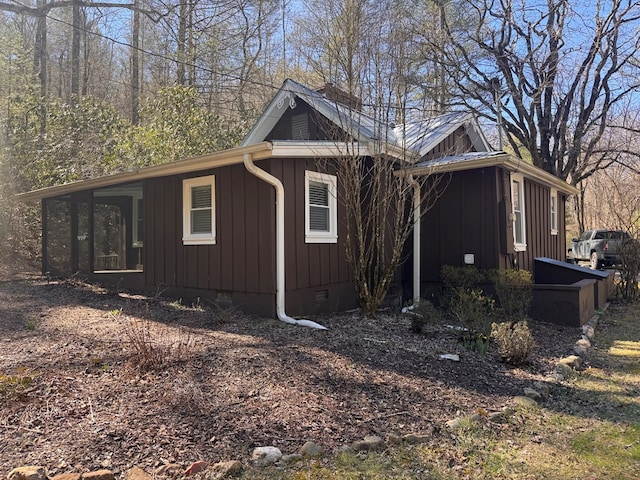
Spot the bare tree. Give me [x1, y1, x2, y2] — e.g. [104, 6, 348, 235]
[430, 0, 640, 185]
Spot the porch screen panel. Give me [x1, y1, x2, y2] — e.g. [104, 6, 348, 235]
[44, 199, 72, 276]
[76, 201, 91, 272]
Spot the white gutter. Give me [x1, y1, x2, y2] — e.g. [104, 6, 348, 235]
[243, 153, 327, 330]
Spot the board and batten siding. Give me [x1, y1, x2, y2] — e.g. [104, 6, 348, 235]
[143, 157, 355, 316]
[514, 177, 567, 272]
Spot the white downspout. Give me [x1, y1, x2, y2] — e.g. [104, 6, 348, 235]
[243, 153, 327, 330]
[408, 174, 421, 305]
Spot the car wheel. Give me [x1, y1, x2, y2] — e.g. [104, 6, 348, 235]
[590, 252, 600, 269]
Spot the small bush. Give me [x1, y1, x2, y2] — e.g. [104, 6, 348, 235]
[491, 320, 535, 365]
[409, 300, 444, 333]
[489, 269, 533, 321]
[441, 265, 494, 336]
[617, 236, 640, 302]
[117, 311, 195, 373]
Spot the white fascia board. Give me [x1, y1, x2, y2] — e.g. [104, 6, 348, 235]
[17, 142, 273, 202]
[270, 141, 372, 158]
[407, 153, 578, 196]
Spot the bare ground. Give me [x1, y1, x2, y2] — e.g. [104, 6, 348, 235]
[0, 271, 578, 476]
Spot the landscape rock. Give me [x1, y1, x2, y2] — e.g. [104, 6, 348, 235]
[582, 325, 595, 341]
[8, 467, 47, 480]
[532, 381, 551, 398]
[82, 470, 114, 480]
[124, 467, 151, 480]
[209, 461, 242, 479]
[523, 387, 543, 403]
[446, 418, 464, 429]
[334, 445, 354, 455]
[184, 461, 209, 477]
[352, 435, 384, 452]
[575, 338, 591, 349]
[558, 355, 583, 369]
[280, 454, 303, 464]
[402, 432, 432, 445]
[51, 474, 82, 480]
[386, 433, 402, 446]
[153, 464, 183, 478]
[487, 411, 507, 423]
[251, 446, 282, 466]
[514, 395, 538, 408]
[299, 441, 324, 457]
[573, 344, 588, 359]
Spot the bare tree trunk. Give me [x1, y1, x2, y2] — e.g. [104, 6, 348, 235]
[71, 0, 81, 100]
[34, 0, 47, 137]
[131, 0, 140, 125]
[176, 0, 187, 85]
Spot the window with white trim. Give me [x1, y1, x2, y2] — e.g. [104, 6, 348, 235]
[305, 170, 337, 243]
[183, 175, 216, 245]
[550, 189, 558, 235]
[511, 174, 526, 251]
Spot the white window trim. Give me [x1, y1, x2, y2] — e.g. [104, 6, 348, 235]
[305, 170, 338, 243]
[550, 188, 558, 236]
[182, 175, 216, 245]
[511, 173, 527, 252]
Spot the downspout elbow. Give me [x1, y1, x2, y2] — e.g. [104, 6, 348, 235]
[243, 153, 327, 330]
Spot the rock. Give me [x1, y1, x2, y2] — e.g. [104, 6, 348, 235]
[386, 433, 402, 446]
[334, 445, 354, 455]
[51, 474, 82, 480]
[153, 464, 183, 478]
[573, 344, 588, 359]
[300, 441, 324, 457]
[582, 325, 595, 340]
[576, 338, 591, 349]
[280, 454, 303, 464]
[402, 432, 432, 444]
[558, 355, 583, 369]
[209, 461, 242, 479]
[352, 435, 384, 452]
[487, 411, 507, 423]
[523, 387, 543, 403]
[547, 372, 566, 382]
[555, 363, 573, 378]
[184, 461, 209, 477]
[124, 468, 151, 480]
[82, 470, 114, 480]
[439, 354, 460, 362]
[514, 395, 538, 408]
[8, 467, 47, 480]
[251, 446, 282, 466]
[446, 418, 463, 429]
[532, 382, 551, 398]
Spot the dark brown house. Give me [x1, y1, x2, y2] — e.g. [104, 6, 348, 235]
[18, 79, 578, 324]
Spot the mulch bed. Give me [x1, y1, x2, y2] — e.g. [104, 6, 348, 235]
[0, 273, 577, 475]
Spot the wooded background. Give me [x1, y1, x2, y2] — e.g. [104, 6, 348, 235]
[1, 0, 639, 266]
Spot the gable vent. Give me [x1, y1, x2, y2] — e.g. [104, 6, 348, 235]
[292, 113, 309, 140]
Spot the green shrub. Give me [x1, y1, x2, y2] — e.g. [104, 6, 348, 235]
[409, 299, 444, 333]
[489, 269, 533, 321]
[440, 265, 494, 336]
[491, 320, 535, 365]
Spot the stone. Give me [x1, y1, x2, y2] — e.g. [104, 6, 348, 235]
[251, 446, 282, 466]
[51, 474, 82, 480]
[352, 435, 384, 452]
[153, 464, 183, 478]
[523, 387, 543, 403]
[184, 461, 209, 477]
[558, 355, 583, 369]
[576, 338, 591, 349]
[280, 454, 303, 464]
[82, 470, 114, 480]
[555, 363, 573, 378]
[334, 445, 354, 455]
[402, 433, 432, 445]
[514, 395, 538, 408]
[299, 441, 324, 457]
[573, 344, 588, 359]
[532, 381, 551, 398]
[487, 411, 507, 423]
[547, 372, 566, 382]
[209, 461, 242, 479]
[582, 325, 595, 340]
[446, 418, 463, 429]
[8, 467, 47, 480]
[386, 433, 402, 446]
[124, 467, 151, 480]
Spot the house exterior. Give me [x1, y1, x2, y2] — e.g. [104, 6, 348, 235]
[18, 79, 578, 319]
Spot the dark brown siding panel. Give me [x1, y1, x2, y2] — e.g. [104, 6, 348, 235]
[231, 166, 246, 292]
[143, 180, 155, 286]
[244, 173, 260, 293]
[218, 166, 234, 291]
[164, 178, 178, 285]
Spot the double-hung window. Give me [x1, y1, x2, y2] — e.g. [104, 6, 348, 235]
[305, 170, 337, 243]
[511, 173, 526, 251]
[183, 175, 216, 245]
[550, 189, 558, 235]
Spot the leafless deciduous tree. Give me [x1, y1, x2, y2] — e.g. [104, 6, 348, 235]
[431, 0, 640, 185]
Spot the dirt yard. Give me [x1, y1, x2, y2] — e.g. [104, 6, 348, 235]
[0, 271, 579, 476]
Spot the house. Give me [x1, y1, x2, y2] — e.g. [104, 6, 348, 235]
[18, 79, 578, 323]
